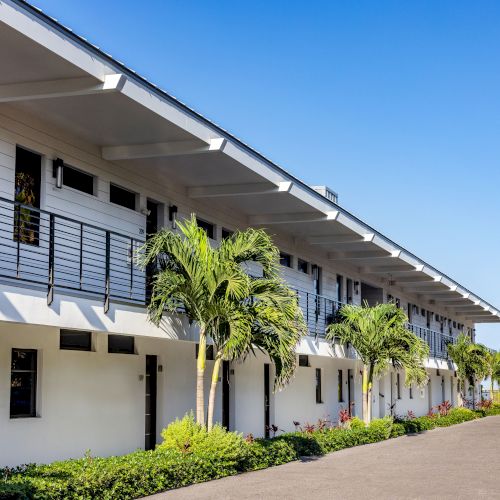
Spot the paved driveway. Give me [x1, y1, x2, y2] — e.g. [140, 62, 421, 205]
[148, 415, 500, 500]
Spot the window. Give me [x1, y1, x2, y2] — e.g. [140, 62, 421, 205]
[315, 368, 323, 404]
[60, 329, 92, 351]
[196, 218, 215, 239]
[221, 228, 233, 240]
[395, 297, 401, 308]
[108, 334, 135, 354]
[10, 349, 37, 418]
[338, 369, 344, 402]
[409, 385, 413, 399]
[110, 183, 137, 210]
[297, 259, 309, 274]
[298, 354, 309, 367]
[53, 163, 95, 195]
[195, 343, 214, 360]
[396, 373, 401, 399]
[279, 252, 292, 268]
[421, 308, 426, 317]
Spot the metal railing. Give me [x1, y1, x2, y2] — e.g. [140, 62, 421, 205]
[294, 288, 344, 338]
[0, 197, 145, 309]
[406, 323, 456, 360]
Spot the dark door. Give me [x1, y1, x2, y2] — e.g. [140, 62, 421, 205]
[347, 368, 354, 416]
[222, 360, 230, 429]
[14, 147, 41, 245]
[264, 363, 270, 438]
[145, 355, 157, 450]
[145, 201, 159, 301]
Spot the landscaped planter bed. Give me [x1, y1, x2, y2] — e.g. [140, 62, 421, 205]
[2, 407, 499, 500]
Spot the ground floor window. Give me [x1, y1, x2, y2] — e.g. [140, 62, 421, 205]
[10, 349, 37, 418]
[338, 369, 344, 402]
[315, 368, 323, 403]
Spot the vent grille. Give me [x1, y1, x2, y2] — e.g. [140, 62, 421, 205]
[311, 185, 338, 204]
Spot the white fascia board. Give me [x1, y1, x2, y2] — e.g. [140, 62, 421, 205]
[188, 181, 292, 199]
[1, 0, 112, 80]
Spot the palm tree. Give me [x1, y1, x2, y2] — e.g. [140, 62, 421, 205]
[489, 351, 500, 399]
[138, 215, 305, 428]
[448, 334, 490, 406]
[206, 275, 306, 429]
[326, 302, 429, 424]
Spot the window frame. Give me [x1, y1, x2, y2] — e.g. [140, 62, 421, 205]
[196, 217, 215, 240]
[338, 369, 344, 402]
[279, 252, 292, 268]
[298, 354, 309, 367]
[109, 183, 137, 211]
[60, 329, 92, 352]
[53, 162, 96, 196]
[297, 258, 309, 274]
[10, 348, 37, 419]
[108, 334, 135, 354]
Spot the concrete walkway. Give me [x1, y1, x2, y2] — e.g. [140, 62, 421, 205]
[148, 416, 500, 500]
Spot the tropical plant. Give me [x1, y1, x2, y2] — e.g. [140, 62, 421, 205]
[327, 302, 429, 424]
[485, 350, 500, 398]
[447, 333, 490, 407]
[138, 215, 305, 428]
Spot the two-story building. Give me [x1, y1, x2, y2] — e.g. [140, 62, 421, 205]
[0, 0, 498, 466]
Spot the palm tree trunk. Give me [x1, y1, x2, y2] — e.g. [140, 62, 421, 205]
[207, 355, 222, 431]
[367, 364, 374, 424]
[457, 378, 464, 406]
[196, 329, 207, 426]
[362, 365, 370, 425]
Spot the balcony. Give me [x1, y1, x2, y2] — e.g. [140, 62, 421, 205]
[0, 197, 145, 310]
[406, 323, 456, 360]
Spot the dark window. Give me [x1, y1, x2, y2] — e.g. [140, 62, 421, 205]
[279, 252, 292, 268]
[297, 259, 309, 274]
[53, 163, 95, 195]
[195, 343, 214, 360]
[409, 385, 413, 399]
[10, 349, 37, 418]
[338, 369, 344, 402]
[60, 329, 91, 351]
[110, 183, 136, 210]
[196, 218, 215, 239]
[395, 298, 401, 308]
[396, 373, 401, 399]
[298, 354, 309, 367]
[315, 368, 323, 404]
[221, 228, 233, 240]
[421, 308, 426, 316]
[108, 334, 135, 354]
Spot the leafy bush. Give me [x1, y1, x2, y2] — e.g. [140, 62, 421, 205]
[1, 409, 494, 499]
[158, 414, 249, 472]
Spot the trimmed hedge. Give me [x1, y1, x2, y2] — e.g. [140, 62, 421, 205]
[1, 408, 496, 500]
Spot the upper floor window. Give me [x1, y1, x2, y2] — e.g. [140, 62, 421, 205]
[10, 349, 37, 418]
[297, 259, 309, 274]
[60, 329, 92, 351]
[196, 218, 215, 240]
[221, 228, 233, 240]
[53, 162, 95, 195]
[298, 354, 309, 367]
[280, 252, 292, 268]
[110, 183, 137, 211]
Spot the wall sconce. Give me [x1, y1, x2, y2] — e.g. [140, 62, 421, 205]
[354, 281, 360, 295]
[53, 158, 64, 188]
[169, 205, 178, 229]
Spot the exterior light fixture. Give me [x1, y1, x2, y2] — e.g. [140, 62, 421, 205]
[169, 205, 178, 229]
[54, 158, 64, 188]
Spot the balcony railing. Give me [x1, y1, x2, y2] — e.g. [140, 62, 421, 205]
[406, 323, 456, 360]
[0, 197, 145, 310]
[295, 288, 344, 338]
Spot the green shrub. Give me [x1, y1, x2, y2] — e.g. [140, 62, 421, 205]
[348, 417, 365, 430]
[433, 407, 478, 427]
[158, 414, 249, 472]
[245, 439, 298, 470]
[390, 422, 406, 438]
[368, 417, 393, 440]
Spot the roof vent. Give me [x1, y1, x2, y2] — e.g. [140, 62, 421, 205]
[311, 185, 338, 204]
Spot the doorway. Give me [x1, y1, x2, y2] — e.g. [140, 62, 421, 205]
[222, 360, 230, 429]
[145, 355, 157, 450]
[14, 146, 41, 245]
[264, 364, 270, 437]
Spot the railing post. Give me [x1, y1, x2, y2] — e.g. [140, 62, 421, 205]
[79, 223, 83, 289]
[104, 231, 110, 313]
[129, 237, 134, 299]
[47, 214, 55, 305]
[15, 203, 21, 278]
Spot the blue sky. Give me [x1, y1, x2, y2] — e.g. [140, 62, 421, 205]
[31, 0, 500, 347]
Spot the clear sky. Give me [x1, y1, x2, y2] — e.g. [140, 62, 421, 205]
[30, 0, 500, 348]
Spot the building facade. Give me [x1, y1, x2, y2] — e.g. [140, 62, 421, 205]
[0, 0, 498, 467]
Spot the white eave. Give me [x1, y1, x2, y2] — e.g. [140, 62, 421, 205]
[1, 0, 499, 324]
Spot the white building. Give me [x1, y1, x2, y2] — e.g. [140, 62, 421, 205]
[0, 0, 498, 467]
